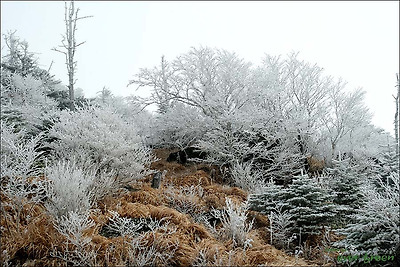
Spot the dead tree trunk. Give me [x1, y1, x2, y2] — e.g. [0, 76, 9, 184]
[53, 1, 92, 111]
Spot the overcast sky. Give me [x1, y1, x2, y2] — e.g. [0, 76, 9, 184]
[1, 1, 399, 135]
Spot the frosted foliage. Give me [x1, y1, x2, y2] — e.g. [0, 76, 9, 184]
[53, 210, 95, 248]
[48, 105, 153, 180]
[45, 160, 95, 218]
[212, 198, 253, 248]
[230, 161, 265, 192]
[150, 102, 208, 147]
[1, 71, 57, 131]
[1, 72, 53, 107]
[51, 210, 97, 266]
[270, 204, 295, 249]
[335, 172, 399, 255]
[0, 120, 43, 179]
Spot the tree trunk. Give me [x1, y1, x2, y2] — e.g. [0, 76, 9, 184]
[53, 1, 92, 111]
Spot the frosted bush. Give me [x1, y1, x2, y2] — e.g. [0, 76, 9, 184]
[1, 120, 44, 179]
[45, 160, 95, 218]
[334, 171, 399, 255]
[89, 169, 119, 203]
[104, 211, 176, 238]
[48, 104, 154, 182]
[212, 198, 253, 248]
[53, 210, 95, 248]
[0, 120, 49, 211]
[164, 184, 205, 221]
[150, 102, 208, 147]
[102, 211, 178, 266]
[230, 161, 265, 192]
[51, 210, 98, 266]
[126, 239, 158, 266]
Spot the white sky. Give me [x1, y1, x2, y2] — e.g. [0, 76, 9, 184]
[1, 1, 399, 135]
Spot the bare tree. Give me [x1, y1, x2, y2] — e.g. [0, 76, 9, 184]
[53, 1, 92, 110]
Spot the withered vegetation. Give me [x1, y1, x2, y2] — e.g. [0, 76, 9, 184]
[1, 148, 318, 266]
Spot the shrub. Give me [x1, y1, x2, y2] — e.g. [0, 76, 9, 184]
[164, 184, 206, 222]
[1, 70, 58, 135]
[51, 210, 98, 266]
[149, 102, 208, 148]
[102, 211, 178, 266]
[211, 198, 253, 248]
[269, 204, 296, 250]
[334, 171, 399, 256]
[229, 161, 265, 192]
[0, 120, 48, 219]
[45, 160, 95, 218]
[1, 120, 44, 180]
[48, 104, 154, 182]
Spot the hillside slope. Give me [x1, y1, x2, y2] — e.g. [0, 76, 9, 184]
[1, 148, 332, 266]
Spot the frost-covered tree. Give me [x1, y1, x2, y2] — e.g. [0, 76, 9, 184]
[129, 55, 174, 114]
[1, 32, 64, 105]
[129, 46, 253, 119]
[326, 159, 365, 226]
[1, 70, 58, 133]
[252, 52, 332, 156]
[130, 47, 377, 187]
[250, 174, 336, 239]
[320, 83, 372, 165]
[1, 32, 67, 138]
[334, 171, 399, 257]
[147, 102, 208, 148]
[1, 31, 59, 88]
[287, 175, 336, 236]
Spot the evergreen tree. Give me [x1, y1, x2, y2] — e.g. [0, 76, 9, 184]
[334, 171, 399, 258]
[287, 174, 336, 236]
[1, 32, 76, 111]
[250, 174, 336, 241]
[327, 158, 365, 226]
[334, 147, 400, 260]
[1, 32, 60, 94]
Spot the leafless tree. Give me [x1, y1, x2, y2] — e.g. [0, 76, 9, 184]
[52, 1, 92, 110]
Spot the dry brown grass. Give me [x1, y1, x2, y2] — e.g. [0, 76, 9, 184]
[0, 197, 64, 265]
[0, 148, 316, 266]
[307, 156, 326, 175]
[202, 184, 248, 209]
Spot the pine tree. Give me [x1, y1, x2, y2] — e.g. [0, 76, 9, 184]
[249, 175, 336, 241]
[327, 158, 365, 226]
[379, 148, 399, 185]
[334, 171, 399, 257]
[333, 147, 400, 260]
[287, 174, 336, 236]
